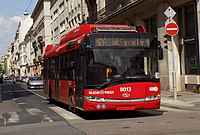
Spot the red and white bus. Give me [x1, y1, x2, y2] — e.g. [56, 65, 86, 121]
[43, 24, 161, 112]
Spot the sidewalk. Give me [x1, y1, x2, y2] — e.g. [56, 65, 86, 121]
[161, 91, 200, 111]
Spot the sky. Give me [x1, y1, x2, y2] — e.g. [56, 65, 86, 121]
[0, 0, 37, 57]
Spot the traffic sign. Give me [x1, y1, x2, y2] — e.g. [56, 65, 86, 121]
[166, 22, 179, 36]
[164, 6, 176, 19]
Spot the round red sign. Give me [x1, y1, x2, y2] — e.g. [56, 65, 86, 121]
[166, 23, 179, 36]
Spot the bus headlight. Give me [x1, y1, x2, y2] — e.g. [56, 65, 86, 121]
[85, 96, 106, 102]
[145, 95, 160, 101]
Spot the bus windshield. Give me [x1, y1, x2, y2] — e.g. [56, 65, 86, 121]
[85, 33, 158, 87]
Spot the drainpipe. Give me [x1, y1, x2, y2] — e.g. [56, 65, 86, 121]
[81, 0, 84, 24]
[0, 83, 2, 102]
[196, 1, 200, 73]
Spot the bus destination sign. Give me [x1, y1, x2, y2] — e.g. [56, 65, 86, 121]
[95, 38, 151, 47]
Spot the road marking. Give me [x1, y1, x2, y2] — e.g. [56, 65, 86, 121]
[27, 108, 54, 123]
[28, 90, 42, 92]
[0, 114, 6, 126]
[3, 118, 6, 126]
[26, 89, 47, 100]
[49, 106, 81, 120]
[2, 90, 27, 93]
[27, 108, 44, 116]
[18, 102, 26, 105]
[3, 89, 47, 100]
[41, 100, 49, 103]
[42, 114, 53, 123]
[7, 112, 19, 124]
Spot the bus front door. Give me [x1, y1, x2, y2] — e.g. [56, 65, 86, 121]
[75, 54, 85, 108]
[55, 56, 60, 101]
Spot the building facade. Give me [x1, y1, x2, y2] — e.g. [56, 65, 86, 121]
[24, 27, 34, 76]
[31, 0, 52, 76]
[86, 0, 199, 92]
[12, 15, 33, 77]
[50, 0, 88, 45]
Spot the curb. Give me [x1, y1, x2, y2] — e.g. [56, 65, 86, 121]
[161, 102, 200, 111]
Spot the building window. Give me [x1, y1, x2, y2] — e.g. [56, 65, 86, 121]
[144, 16, 157, 35]
[53, 9, 58, 20]
[77, 13, 81, 22]
[51, 0, 57, 7]
[185, 4, 196, 37]
[178, 3, 198, 75]
[69, 21, 72, 28]
[59, 1, 65, 14]
[54, 27, 59, 38]
[60, 20, 66, 33]
[51, 31, 53, 40]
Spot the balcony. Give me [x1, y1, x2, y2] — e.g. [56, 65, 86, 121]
[87, 0, 143, 23]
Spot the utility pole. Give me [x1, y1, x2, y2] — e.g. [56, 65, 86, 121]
[164, 6, 179, 101]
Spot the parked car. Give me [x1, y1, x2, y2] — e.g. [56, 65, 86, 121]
[3, 75, 8, 80]
[27, 76, 43, 89]
[20, 76, 27, 83]
[16, 76, 20, 82]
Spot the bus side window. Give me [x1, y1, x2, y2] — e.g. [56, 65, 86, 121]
[49, 57, 56, 79]
[60, 53, 69, 80]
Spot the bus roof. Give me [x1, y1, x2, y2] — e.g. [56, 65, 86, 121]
[44, 24, 146, 59]
[59, 24, 131, 44]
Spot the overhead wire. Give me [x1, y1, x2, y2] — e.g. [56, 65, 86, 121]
[0, 2, 24, 11]
[0, 0, 34, 13]
[25, 0, 33, 12]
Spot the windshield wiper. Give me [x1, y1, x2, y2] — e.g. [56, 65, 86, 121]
[97, 77, 133, 89]
[97, 75, 157, 89]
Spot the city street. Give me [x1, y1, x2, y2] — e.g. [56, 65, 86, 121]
[1, 1, 200, 135]
[0, 81, 200, 135]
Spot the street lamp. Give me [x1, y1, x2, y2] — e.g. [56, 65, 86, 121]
[24, 10, 29, 16]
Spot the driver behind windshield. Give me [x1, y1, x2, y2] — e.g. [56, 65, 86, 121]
[123, 58, 145, 76]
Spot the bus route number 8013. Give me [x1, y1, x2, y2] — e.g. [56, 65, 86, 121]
[120, 87, 132, 92]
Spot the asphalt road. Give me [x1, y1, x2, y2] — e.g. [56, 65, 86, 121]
[0, 81, 200, 135]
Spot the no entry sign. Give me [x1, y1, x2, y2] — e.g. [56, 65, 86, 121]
[166, 22, 179, 36]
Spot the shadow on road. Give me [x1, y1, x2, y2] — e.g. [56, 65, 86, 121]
[79, 110, 163, 120]
[1, 81, 33, 101]
[51, 99, 163, 120]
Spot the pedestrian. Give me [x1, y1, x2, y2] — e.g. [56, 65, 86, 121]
[12, 75, 16, 84]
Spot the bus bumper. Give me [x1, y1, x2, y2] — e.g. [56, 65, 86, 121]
[83, 100, 160, 111]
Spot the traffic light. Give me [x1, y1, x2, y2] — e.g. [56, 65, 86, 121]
[163, 34, 171, 50]
[164, 34, 171, 44]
